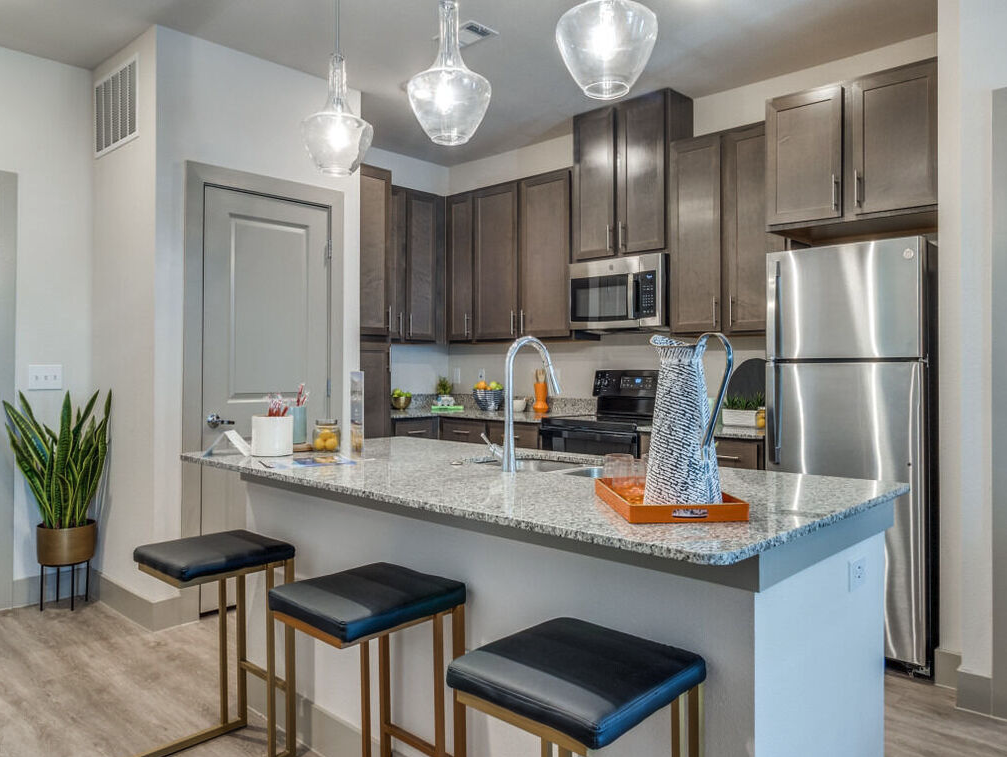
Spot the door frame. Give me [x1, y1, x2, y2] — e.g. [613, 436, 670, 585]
[181, 162, 344, 610]
[0, 171, 16, 610]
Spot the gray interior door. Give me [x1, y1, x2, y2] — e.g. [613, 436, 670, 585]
[0, 172, 16, 610]
[766, 360, 927, 667]
[201, 186, 330, 610]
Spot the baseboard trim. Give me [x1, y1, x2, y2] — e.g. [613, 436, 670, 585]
[957, 669, 993, 715]
[934, 648, 962, 690]
[247, 676, 404, 757]
[11, 568, 197, 632]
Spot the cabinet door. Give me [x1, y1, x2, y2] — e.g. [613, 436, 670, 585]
[486, 420, 539, 449]
[360, 340, 390, 438]
[722, 125, 786, 333]
[388, 187, 407, 341]
[766, 85, 843, 225]
[850, 59, 937, 215]
[474, 183, 519, 340]
[440, 418, 487, 443]
[394, 418, 438, 438]
[405, 190, 442, 342]
[360, 165, 391, 335]
[670, 135, 722, 334]
[519, 170, 570, 339]
[617, 91, 667, 254]
[447, 193, 474, 341]
[572, 107, 617, 260]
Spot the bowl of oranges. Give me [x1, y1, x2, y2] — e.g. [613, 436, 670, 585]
[473, 380, 504, 411]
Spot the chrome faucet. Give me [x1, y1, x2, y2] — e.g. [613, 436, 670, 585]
[503, 336, 562, 473]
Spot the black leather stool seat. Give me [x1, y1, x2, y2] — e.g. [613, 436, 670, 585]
[446, 617, 706, 750]
[133, 529, 295, 584]
[268, 562, 466, 644]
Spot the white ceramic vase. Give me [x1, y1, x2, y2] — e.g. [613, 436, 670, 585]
[251, 415, 294, 457]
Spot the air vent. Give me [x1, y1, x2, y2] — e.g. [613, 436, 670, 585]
[94, 55, 138, 158]
[433, 20, 499, 49]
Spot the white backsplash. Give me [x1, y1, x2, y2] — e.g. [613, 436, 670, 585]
[390, 333, 766, 399]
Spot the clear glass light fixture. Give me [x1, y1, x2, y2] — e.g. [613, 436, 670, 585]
[407, 0, 491, 146]
[302, 0, 373, 176]
[556, 0, 658, 100]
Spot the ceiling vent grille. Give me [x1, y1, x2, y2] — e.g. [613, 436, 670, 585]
[94, 56, 138, 158]
[434, 20, 499, 49]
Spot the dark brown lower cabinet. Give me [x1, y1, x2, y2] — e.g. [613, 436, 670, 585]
[393, 418, 438, 439]
[486, 420, 539, 449]
[714, 438, 764, 470]
[440, 418, 487, 443]
[360, 341, 390, 438]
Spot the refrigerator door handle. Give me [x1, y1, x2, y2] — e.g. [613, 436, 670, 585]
[768, 362, 782, 465]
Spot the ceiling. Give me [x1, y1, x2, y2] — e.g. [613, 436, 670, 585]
[0, 0, 936, 166]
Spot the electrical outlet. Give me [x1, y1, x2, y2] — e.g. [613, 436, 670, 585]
[848, 556, 867, 592]
[28, 364, 62, 390]
[478, 367, 486, 383]
[453, 367, 461, 384]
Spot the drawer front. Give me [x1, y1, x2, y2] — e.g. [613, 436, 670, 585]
[393, 418, 438, 438]
[486, 420, 540, 449]
[714, 438, 763, 470]
[440, 418, 488, 443]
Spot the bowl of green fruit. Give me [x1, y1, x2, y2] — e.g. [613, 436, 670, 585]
[390, 389, 413, 410]
[473, 380, 504, 411]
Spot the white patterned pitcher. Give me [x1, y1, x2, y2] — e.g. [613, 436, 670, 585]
[645, 333, 733, 505]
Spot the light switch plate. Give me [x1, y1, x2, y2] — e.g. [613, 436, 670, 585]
[28, 364, 62, 390]
[453, 368, 461, 384]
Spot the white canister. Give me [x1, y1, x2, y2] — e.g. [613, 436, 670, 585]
[251, 415, 294, 457]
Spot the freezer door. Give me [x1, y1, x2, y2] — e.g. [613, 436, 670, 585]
[767, 236, 925, 360]
[766, 360, 928, 668]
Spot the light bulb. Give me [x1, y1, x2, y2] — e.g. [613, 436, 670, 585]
[588, 5, 618, 61]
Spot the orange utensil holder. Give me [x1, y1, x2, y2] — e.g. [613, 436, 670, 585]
[533, 382, 549, 413]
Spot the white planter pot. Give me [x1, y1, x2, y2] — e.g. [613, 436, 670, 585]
[721, 409, 758, 428]
[251, 415, 293, 457]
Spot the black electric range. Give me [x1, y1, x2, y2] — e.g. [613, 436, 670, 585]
[539, 369, 657, 457]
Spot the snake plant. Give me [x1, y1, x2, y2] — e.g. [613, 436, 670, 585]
[4, 390, 111, 529]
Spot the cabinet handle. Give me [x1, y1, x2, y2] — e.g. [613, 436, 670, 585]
[831, 173, 839, 211]
[451, 429, 471, 436]
[712, 297, 718, 328]
[407, 430, 427, 436]
[510, 310, 516, 336]
[854, 169, 862, 207]
[728, 296, 734, 326]
[606, 224, 613, 253]
[408, 313, 414, 339]
[387, 306, 393, 330]
[463, 312, 470, 338]
[618, 222, 627, 251]
[717, 454, 741, 462]
[397, 312, 404, 337]
[519, 309, 525, 335]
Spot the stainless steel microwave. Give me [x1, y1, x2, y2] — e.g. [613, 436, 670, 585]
[569, 252, 666, 331]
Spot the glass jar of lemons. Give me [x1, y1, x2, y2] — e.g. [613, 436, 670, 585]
[312, 419, 341, 452]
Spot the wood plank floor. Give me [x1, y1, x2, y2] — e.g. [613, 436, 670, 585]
[1, 599, 1006, 756]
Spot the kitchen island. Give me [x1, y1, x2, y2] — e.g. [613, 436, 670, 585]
[183, 437, 907, 757]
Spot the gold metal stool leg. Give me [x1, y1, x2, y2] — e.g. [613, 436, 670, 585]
[284, 558, 296, 756]
[451, 605, 467, 757]
[236, 574, 248, 723]
[219, 578, 229, 725]
[266, 565, 278, 757]
[361, 639, 372, 757]
[379, 634, 392, 757]
[432, 612, 446, 757]
[541, 740, 552, 757]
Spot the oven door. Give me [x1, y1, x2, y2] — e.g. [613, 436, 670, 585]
[539, 425, 639, 457]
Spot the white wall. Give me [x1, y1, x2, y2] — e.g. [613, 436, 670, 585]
[449, 134, 573, 195]
[366, 147, 449, 195]
[0, 46, 93, 587]
[937, 0, 1007, 684]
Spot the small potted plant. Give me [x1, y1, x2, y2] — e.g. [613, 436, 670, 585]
[251, 393, 293, 456]
[721, 392, 765, 428]
[4, 390, 111, 573]
[435, 376, 454, 407]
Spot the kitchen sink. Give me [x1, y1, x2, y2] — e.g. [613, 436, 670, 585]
[562, 466, 605, 478]
[470, 457, 584, 473]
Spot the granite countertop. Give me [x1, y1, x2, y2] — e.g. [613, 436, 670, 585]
[183, 438, 906, 567]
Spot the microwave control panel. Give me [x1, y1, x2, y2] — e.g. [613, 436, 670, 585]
[634, 271, 658, 318]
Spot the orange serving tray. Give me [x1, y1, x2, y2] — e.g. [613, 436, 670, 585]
[595, 478, 750, 524]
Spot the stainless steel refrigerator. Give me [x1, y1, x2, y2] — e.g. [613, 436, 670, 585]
[766, 235, 937, 673]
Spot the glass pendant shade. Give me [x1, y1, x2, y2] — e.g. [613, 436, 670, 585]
[556, 0, 658, 100]
[407, 0, 491, 146]
[302, 54, 373, 176]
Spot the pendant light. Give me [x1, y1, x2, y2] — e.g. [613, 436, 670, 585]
[302, 0, 373, 176]
[407, 0, 491, 146]
[556, 0, 658, 101]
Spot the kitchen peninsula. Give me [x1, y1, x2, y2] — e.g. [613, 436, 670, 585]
[184, 437, 906, 757]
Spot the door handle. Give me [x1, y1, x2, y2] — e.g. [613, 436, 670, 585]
[206, 413, 235, 430]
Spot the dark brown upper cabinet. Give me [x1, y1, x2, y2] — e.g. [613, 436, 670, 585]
[359, 165, 392, 336]
[518, 170, 571, 339]
[849, 59, 937, 216]
[473, 182, 519, 340]
[388, 186, 444, 343]
[447, 193, 474, 342]
[766, 84, 844, 227]
[722, 125, 786, 334]
[669, 134, 722, 334]
[573, 89, 693, 261]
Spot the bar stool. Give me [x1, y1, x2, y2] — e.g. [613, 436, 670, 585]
[267, 562, 467, 757]
[446, 617, 706, 756]
[132, 529, 297, 757]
